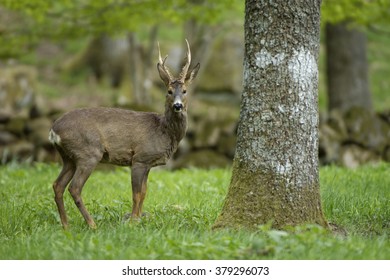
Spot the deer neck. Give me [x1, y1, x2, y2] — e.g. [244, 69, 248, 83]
[162, 102, 187, 143]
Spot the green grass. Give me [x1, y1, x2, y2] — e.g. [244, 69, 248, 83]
[0, 163, 389, 259]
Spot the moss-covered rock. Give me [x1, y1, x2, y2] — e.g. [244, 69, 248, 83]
[25, 117, 52, 146]
[344, 107, 389, 153]
[5, 116, 27, 137]
[0, 140, 34, 163]
[340, 144, 381, 168]
[0, 130, 17, 145]
[187, 99, 239, 155]
[0, 65, 37, 115]
[320, 107, 390, 167]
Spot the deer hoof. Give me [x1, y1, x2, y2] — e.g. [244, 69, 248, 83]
[122, 212, 151, 222]
[88, 221, 97, 230]
[141, 212, 151, 218]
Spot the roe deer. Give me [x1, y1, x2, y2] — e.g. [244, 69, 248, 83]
[49, 40, 200, 229]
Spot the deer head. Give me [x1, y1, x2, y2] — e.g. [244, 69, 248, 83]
[157, 39, 200, 113]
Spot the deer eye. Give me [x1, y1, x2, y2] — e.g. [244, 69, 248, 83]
[183, 90, 187, 94]
[167, 89, 173, 95]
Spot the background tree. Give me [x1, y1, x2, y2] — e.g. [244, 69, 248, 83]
[322, 0, 390, 112]
[214, 0, 327, 229]
[325, 22, 372, 112]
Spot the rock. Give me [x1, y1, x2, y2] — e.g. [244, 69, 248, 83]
[0, 130, 17, 145]
[319, 107, 390, 167]
[344, 107, 389, 153]
[319, 110, 348, 165]
[217, 133, 237, 158]
[192, 119, 221, 148]
[0, 65, 37, 115]
[0, 110, 11, 124]
[340, 144, 381, 169]
[319, 123, 342, 164]
[0, 140, 34, 163]
[327, 109, 348, 140]
[188, 99, 239, 152]
[25, 117, 53, 146]
[5, 116, 27, 137]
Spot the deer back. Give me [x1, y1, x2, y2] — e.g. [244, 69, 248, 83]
[50, 107, 180, 167]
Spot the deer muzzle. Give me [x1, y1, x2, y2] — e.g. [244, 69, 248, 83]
[172, 93, 184, 112]
[173, 102, 184, 112]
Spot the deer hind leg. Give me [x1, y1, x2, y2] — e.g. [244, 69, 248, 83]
[53, 154, 76, 229]
[68, 160, 98, 229]
[131, 163, 150, 218]
[53, 165, 75, 229]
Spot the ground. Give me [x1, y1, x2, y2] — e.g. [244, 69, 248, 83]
[0, 163, 389, 259]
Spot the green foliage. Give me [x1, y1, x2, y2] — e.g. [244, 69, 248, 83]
[2, 0, 242, 29]
[321, 0, 390, 26]
[0, 0, 242, 57]
[0, 163, 389, 259]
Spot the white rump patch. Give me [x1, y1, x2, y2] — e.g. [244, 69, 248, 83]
[48, 129, 61, 145]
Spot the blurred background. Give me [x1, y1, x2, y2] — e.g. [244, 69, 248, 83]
[0, 0, 389, 169]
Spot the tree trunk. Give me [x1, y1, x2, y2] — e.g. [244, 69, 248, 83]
[140, 25, 158, 105]
[127, 28, 158, 105]
[128, 33, 143, 105]
[326, 22, 372, 112]
[214, 0, 327, 230]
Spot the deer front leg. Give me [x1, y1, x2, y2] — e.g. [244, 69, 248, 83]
[131, 163, 150, 218]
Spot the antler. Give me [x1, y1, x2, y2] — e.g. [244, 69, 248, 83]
[178, 39, 192, 82]
[158, 41, 174, 82]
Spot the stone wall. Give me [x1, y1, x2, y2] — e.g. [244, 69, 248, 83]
[320, 107, 390, 168]
[0, 66, 57, 163]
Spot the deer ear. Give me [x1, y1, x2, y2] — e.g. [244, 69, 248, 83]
[157, 63, 171, 87]
[185, 63, 200, 85]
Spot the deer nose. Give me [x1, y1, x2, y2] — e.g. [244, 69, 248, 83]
[173, 102, 184, 112]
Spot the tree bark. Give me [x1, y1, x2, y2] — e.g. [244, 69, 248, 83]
[326, 22, 372, 112]
[214, 0, 327, 230]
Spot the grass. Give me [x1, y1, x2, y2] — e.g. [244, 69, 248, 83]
[0, 163, 389, 259]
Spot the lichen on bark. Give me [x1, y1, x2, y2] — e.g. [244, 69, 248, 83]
[214, 0, 327, 230]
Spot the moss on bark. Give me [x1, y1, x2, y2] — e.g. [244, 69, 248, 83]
[214, 161, 328, 230]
